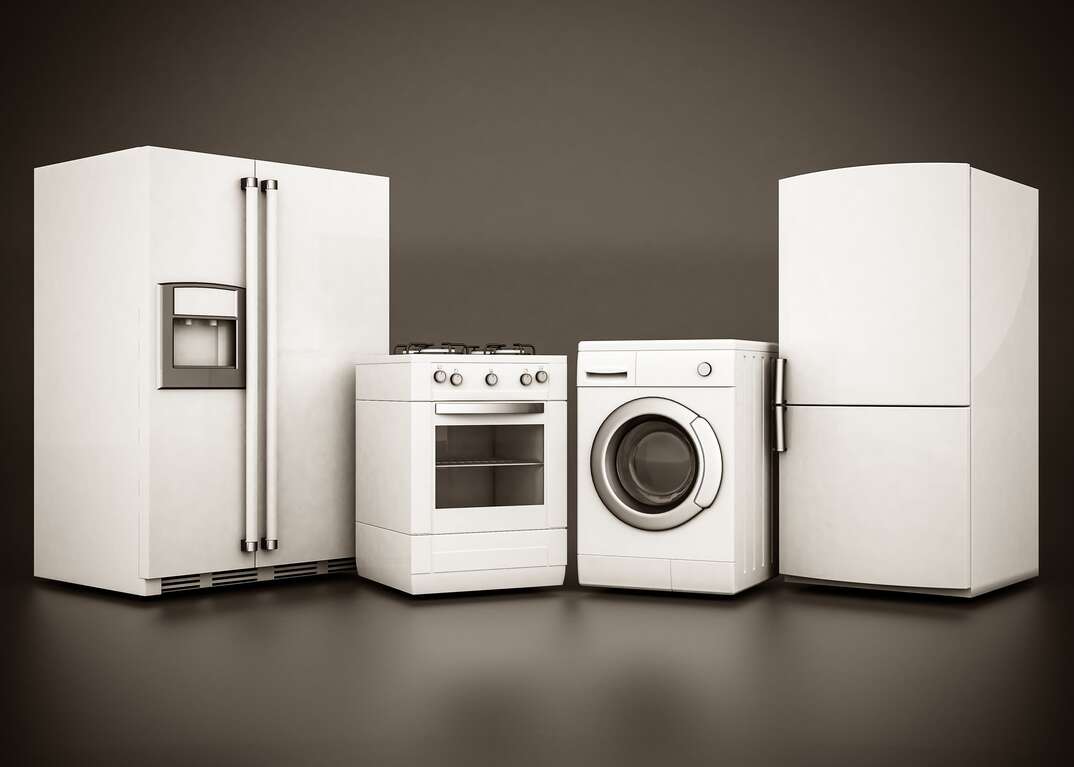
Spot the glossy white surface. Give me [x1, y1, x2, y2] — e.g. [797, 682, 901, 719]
[777, 163, 1038, 596]
[254, 159, 389, 568]
[579, 339, 777, 352]
[576, 348, 775, 595]
[147, 149, 255, 578]
[577, 555, 739, 594]
[356, 523, 566, 594]
[172, 286, 238, 317]
[34, 148, 151, 595]
[969, 168, 1039, 593]
[355, 356, 568, 402]
[34, 147, 389, 593]
[779, 406, 971, 589]
[356, 401, 567, 533]
[355, 356, 568, 594]
[576, 351, 637, 387]
[779, 163, 970, 406]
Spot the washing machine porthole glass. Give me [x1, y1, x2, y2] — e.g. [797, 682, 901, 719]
[612, 417, 698, 512]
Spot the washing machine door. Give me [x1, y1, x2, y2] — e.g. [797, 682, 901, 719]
[590, 397, 722, 531]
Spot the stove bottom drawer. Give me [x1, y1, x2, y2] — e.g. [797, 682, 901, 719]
[357, 524, 568, 594]
[433, 544, 547, 573]
[423, 529, 567, 574]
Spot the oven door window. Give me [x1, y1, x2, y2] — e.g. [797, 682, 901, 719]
[435, 424, 544, 509]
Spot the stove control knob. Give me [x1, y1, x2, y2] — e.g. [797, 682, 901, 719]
[520, 372, 533, 386]
[433, 370, 447, 384]
[450, 372, 463, 386]
[697, 362, 712, 377]
[485, 373, 498, 386]
[535, 370, 549, 384]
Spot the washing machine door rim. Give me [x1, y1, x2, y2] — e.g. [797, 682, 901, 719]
[590, 396, 723, 531]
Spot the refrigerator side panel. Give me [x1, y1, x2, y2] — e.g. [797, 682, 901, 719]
[969, 170, 1039, 593]
[146, 148, 256, 578]
[779, 406, 971, 589]
[34, 148, 152, 595]
[255, 161, 389, 566]
[779, 163, 970, 406]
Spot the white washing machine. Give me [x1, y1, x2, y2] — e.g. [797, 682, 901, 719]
[577, 340, 777, 594]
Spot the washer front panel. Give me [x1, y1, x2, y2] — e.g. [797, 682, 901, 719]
[590, 397, 722, 531]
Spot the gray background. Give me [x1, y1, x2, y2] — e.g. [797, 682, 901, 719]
[5, 1, 1072, 764]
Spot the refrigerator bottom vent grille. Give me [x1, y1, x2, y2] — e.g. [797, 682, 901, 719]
[325, 558, 357, 574]
[273, 562, 319, 580]
[156, 557, 356, 594]
[160, 575, 201, 593]
[211, 568, 259, 587]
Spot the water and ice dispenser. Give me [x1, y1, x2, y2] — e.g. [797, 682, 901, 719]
[159, 283, 245, 388]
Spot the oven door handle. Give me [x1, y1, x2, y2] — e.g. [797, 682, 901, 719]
[434, 402, 545, 415]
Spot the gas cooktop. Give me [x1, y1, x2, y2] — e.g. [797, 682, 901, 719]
[392, 342, 537, 356]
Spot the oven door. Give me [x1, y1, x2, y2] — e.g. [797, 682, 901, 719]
[429, 401, 565, 534]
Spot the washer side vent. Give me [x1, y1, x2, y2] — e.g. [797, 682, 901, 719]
[161, 575, 201, 593]
[325, 558, 357, 575]
[273, 561, 319, 580]
[211, 568, 259, 588]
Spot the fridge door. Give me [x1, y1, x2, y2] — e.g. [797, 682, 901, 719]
[779, 405, 970, 589]
[779, 163, 970, 406]
[145, 148, 256, 578]
[254, 160, 389, 566]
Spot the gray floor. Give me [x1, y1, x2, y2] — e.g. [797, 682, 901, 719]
[8, 573, 1068, 766]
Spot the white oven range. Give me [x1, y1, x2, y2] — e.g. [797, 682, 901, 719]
[355, 343, 567, 594]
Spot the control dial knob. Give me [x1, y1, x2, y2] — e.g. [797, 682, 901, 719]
[485, 373, 498, 386]
[520, 372, 533, 386]
[433, 369, 447, 383]
[535, 370, 549, 384]
[449, 372, 463, 386]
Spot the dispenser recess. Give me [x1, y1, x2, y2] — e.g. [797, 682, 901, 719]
[159, 282, 245, 388]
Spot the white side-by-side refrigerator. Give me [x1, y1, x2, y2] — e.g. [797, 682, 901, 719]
[34, 147, 389, 595]
[777, 163, 1037, 597]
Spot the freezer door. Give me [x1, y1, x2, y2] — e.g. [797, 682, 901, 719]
[254, 160, 389, 566]
[779, 406, 970, 589]
[146, 149, 256, 578]
[779, 163, 970, 406]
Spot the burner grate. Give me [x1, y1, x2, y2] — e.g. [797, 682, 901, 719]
[393, 342, 537, 355]
[392, 342, 471, 355]
[471, 343, 537, 355]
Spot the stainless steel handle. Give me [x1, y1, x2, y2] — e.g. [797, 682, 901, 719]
[435, 402, 545, 415]
[262, 179, 279, 552]
[240, 177, 260, 552]
[774, 357, 786, 453]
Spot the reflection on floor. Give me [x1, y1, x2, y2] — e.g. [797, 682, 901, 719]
[6, 575, 1064, 765]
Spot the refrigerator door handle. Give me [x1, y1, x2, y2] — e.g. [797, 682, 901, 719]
[241, 177, 260, 552]
[774, 358, 787, 453]
[261, 179, 280, 552]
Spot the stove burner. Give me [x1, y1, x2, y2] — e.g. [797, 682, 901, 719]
[392, 342, 471, 355]
[392, 342, 537, 356]
[472, 343, 537, 355]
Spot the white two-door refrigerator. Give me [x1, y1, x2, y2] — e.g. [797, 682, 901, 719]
[34, 147, 389, 596]
[777, 163, 1037, 597]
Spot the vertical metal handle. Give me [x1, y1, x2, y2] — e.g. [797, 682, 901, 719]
[774, 358, 786, 453]
[241, 177, 260, 552]
[261, 179, 279, 551]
